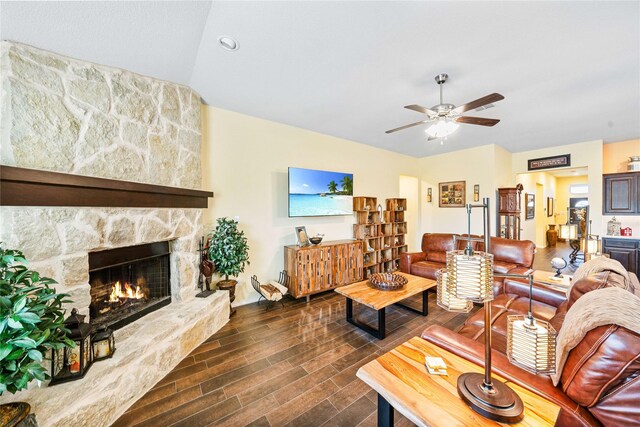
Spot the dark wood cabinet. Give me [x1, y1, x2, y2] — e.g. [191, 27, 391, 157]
[602, 238, 639, 274]
[603, 173, 639, 215]
[497, 187, 522, 239]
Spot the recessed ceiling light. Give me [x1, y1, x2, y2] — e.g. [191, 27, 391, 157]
[217, 36, 239, 52]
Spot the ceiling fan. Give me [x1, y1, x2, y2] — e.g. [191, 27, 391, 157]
[386, 74, 504, 138]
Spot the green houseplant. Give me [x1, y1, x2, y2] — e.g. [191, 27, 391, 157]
[206, 218, 250, 317]
[0, 246, 74, 398]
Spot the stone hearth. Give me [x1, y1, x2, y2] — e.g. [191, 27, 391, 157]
[0, 41, 227, 426]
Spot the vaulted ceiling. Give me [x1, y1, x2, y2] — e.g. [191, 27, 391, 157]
[2, 1, 639, 157]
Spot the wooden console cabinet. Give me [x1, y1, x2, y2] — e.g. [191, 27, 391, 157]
[284, 240, 363, 299]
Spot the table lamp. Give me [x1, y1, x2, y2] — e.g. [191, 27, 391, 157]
[437, 198, 556, 423]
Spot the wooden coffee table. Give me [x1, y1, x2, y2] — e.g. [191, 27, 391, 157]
[357, 336, 560, 427]
[334, 272, 436, 339]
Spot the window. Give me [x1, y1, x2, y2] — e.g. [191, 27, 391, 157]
[570, 184, 589, 195]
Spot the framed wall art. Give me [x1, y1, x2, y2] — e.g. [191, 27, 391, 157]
[439, 181, 466, 208]
[547, 197, 554, 217]
[525, 194, 535, 220]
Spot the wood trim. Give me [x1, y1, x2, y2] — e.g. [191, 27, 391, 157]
[0, 166, 213, 208]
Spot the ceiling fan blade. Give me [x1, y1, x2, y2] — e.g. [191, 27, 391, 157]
[404, 104, 438, 116]
[385, 120, 429, 134]
[455, 116, 500, 127]
[452, 93, 504, 115]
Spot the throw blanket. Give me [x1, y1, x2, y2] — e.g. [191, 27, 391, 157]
[569, 257, 638, 296]
[551, 286, 640, 385]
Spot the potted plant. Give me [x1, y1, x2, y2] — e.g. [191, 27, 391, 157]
[206, 218, 250, 316]
[0, 246, 74, 424]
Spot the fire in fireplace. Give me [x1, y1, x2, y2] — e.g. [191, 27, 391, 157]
[89, 241, 171, 329]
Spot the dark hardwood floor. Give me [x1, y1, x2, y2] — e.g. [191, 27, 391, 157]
[532, 241, 583, 273]
[113, 290, 472, 427]
[112, 241, 574, 427]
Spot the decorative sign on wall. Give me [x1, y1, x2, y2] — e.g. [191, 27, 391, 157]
[528, 154, 571, 171]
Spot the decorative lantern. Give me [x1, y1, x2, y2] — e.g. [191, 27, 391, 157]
[50, 309, 93, 385]
[559, 223, 577, 240]
[446, 249, 494, 303]
[507, 315, 556, 375]
[581, 235, 602, 255]
[607, 217, 621, 236]
[436, 269, 472, 313]
[92, 326, 116, 361]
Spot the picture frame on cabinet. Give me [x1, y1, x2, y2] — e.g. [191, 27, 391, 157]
[295, 226, 310, 247]
[525, 193, 535, 220]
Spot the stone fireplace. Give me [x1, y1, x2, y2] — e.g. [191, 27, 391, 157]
[0, 41, 228, 426]
[89, 241, 172, 329]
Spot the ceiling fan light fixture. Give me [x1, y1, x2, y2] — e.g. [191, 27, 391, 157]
[426, 118, 459, 138]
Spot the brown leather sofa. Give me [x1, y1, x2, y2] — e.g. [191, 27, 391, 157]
[421, 271, 640, 426]
[400, 233, 536, 295]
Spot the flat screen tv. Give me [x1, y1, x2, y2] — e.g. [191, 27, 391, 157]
[288, 167, 353, 217]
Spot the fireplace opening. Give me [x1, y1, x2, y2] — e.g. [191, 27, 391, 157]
[89, 241, 171, 330]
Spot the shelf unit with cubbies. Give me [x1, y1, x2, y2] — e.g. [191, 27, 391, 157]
[383, 198, 408, 274]
[353, 196, 408, 278]
[353, 196, 383, 279]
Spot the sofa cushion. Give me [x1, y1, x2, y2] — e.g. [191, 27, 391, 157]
[458, 293, 558, 353]
[567, 271, 625, 309]
[561, 325, 640, 408]
[421, 233, 455, 263]
[489, 237, 535, 267]
[493, 260, 518, 274]
[410, 260, 443, 280]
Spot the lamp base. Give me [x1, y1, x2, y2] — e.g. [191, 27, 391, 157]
[457, 373, 524, 424]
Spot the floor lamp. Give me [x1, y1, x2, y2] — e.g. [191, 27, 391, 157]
[438, 198, 556, 423]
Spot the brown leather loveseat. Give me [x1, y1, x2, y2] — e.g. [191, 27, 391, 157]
[400, 233, 536, 295]
[422, 270, 640, 426]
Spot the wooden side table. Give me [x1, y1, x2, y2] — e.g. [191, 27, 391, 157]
[357, 336, 560, 427]
[532, 270, 572, 292]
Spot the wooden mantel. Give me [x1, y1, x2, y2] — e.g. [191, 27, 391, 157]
[0, 166, 213, 208]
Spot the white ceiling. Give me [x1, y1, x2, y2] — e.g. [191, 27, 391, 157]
[2, 1, 639, 158]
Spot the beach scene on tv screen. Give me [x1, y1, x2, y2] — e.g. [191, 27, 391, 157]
[289, 168, 353, 217]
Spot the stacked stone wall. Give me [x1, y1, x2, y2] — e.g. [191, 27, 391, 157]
[0, 41, 204, 309]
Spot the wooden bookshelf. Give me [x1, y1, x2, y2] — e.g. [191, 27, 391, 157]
[384, 198, 408, 273]
[353, 197, 408, 278]
[353, 196, 383, 279]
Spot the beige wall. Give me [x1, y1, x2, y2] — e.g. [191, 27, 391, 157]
[418, 144, 510, 237]
[515, 171, 557, 247]
[603, 139, 640, 173]
[512, 140, 604, 236]
[201, 106, 419, 305]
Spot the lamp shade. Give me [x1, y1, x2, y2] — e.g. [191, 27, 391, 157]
[507, 315, 556, 375]
[581, 237, 601, 254]
[446, 250, 494, 303]
[436, 269, 473, 313]
[559, 224, 577, 240]
[426, 119, 459, 138]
